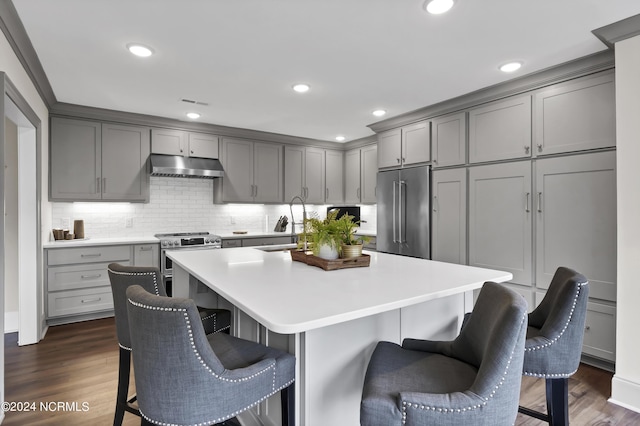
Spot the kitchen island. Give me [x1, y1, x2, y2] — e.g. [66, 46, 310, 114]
[169, 248, 512, 426]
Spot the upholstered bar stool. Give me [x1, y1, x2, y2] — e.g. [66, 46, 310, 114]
[519, 266, 589, 426]
[126, 285, 295, 426]
[108, 263, 231, 426]
[361, 281, 528, 426]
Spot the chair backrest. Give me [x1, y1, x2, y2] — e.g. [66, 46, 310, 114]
[526, 266, 589, 375]
[126, 285, 229, 424]
[107, 263, 167, 350]
[451, 281, 528, 399]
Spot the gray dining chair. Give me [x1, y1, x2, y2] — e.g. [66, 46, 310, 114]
[361, 281, 528, 426]
[518, 266, 589, 426]
[107, 263, 232, 425]
[125, 284, 295, 426]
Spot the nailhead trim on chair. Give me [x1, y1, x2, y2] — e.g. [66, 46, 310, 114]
[400, 312, 527, 424]
[129, 297, 295, 425]
[108, 268, 161, 296]
[523, 281, 587, 378]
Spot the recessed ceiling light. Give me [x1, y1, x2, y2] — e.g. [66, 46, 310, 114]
[335, 135, 346, 142]
[292, 83, 310, 93]
[186, 112, 200, 119]
[499, 61, 523, 73]
[127, 43, 154, 57]
[424, 0, 455, 15]
[372, 109, 387, 117]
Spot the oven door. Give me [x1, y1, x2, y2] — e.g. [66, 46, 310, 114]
[160, 249, 173, 276]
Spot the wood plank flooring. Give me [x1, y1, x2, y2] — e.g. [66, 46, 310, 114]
[4, 317, 640, 425]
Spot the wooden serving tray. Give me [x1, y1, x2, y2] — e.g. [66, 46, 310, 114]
[290, 250, 370, 271]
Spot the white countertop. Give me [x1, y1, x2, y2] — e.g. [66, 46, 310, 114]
[43, 236, 159, 248]
[168, 248, 511, 334]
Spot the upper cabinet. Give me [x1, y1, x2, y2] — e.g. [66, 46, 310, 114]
[535, 72, 615, 156]
[469, 95, 532, 164]
[151, 128, 219, 159]
[284, 146, 326, 204]
[378, 120, 430, 169]
[219, 138, 282, 203]
[345, 144, 377, 204]
[50, 117, 150, 202]
[431, 112, 466, 168]
[325, 150, 344, 204]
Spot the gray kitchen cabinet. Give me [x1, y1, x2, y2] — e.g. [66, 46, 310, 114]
[133, 243, 159, 267]
[50, 117, 150, 202]
[222, 239, 242, 248]
[284, 145, 325, 203]
[469, 95, 532, 163]
[431, 168, 467, 265]
[431, 112, 466, 167]
[535, 151, 617, 301]
[220, 138, 282, 203]
[535, 72, 615, 156]
[377, 121, 430, 169]
[325, 149, 344, 204]
[151, 128, 219, 159]
[468, 161, 532, 285]
[345, 144, 378, 204]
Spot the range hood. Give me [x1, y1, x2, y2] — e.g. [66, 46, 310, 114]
[150, 154, 224, 179]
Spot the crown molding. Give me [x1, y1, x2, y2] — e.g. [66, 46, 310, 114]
[343, 134, 378, 150]
[368, 49, 615, 133]
[593, 13, 640, 49]
[0, 0, 56, 108]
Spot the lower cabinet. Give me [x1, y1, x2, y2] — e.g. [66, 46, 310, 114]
[45, 242, 160, 324]
[221, 235, 294, 248]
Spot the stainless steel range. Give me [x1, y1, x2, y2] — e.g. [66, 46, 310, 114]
[155, 232, 222, 295]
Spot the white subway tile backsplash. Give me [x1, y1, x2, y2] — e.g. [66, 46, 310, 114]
[51, 176, 377, 239]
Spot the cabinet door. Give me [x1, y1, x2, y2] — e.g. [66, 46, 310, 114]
[221, 138, 254, 202]
[254, 142, 283, 203]
[361, 145, 378, 204]
[188, 132, 219, 159]
[469, 161, 532, 285]
[101, 123, 150, 201]
[432, 112, 466, 167]
[304, 147, 326, 203]
[432, 168, 467, 265]
[151, 128, 186, 156]
[535, 73, 615, 156]
[344, 149, 361, 203]
[50, 117, 102, 200]
[133, 244, 159, 267]
[325, 150, 344, 204]
[469, 95, 532, 163]
[378, 128, 402, 169]
[535, 151, 616, 301]
[284, 145, 305, 201]
[401, 120, 431, 166]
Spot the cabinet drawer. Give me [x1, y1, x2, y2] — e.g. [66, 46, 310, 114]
[47, 245, 131, 266]
[243, 236, 293, 247]
[48, 286, 114, 318]
[222, 239, 242, 248]
[48, 261, 129, 291]
[582, 301, 616, 362]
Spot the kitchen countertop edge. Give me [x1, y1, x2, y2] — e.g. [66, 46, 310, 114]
[43, 236, 159, 248]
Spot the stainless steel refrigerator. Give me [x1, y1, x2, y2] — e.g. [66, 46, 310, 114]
[376, 166, 430, 258]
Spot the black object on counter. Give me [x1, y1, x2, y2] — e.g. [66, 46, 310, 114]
[327, 206, 361, 225]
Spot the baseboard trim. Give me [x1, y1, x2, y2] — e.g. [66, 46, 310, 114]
[4, 311, 19, 333]
[610, 375, 640, 414]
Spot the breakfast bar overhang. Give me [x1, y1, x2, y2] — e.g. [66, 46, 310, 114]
[169, 248, 512, 426]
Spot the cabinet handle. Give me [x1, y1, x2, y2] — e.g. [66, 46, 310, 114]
[524, 146, 530, 154]
[180, 148, 184, 153]
[525, 192, 530, 212]
[397, 158, 400, 164]
[585, 325, 591, 331]
[374, 186, 377, 197]
[103, 178, 107, 193]
[190, 150, 194, 154]
[433, 195, 438, 212]
[357, 187, 361, 200]
[326, 188, 329, 200]
[81, 274, 102, 279]
[537, 144, 543, 152]
[433, 157, 437, 164]
[402, 157, 406, 163]
[96, 177, 101, 193]
[139, 246, 153, 251]
[80, 253, 101, 258]
[537, 192, 543, 212]
[81, 297, 102, 304]
[254, 185, 258, 197]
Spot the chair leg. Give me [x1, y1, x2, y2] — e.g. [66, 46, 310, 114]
[280, 383, 295, 426]
[546, 378, 569, 426]
[115, 347, 140, 425]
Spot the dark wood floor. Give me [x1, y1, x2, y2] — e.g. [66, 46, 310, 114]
[4, 317, 640, 425]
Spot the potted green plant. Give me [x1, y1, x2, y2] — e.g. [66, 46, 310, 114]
[297, 210, 342, 260]
[334, 212, 370, 258]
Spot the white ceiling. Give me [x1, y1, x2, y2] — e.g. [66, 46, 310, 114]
[12, 0, 640, 142]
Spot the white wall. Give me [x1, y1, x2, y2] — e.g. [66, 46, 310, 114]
[611, 34, 640, 413]
[4, 118, 18, 332]
[51, 177, 378, 238]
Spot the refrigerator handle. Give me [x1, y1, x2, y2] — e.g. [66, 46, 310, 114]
[392, 181, 397, 243]
[398, 180, 405, 243]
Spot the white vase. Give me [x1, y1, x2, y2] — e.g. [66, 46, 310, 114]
[317, 243, 339, 260]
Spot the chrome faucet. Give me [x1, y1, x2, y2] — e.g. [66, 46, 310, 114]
[289, 195, 308, 251]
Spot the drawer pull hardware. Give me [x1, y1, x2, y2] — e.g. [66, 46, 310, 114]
[139, 247, 153, 251]
[585, 325, 591, 331]
[81, 274, 101, 279]
[81, 297, 101, 304]
[80, 253, 101, 258]
[525, 192, 530, 212]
